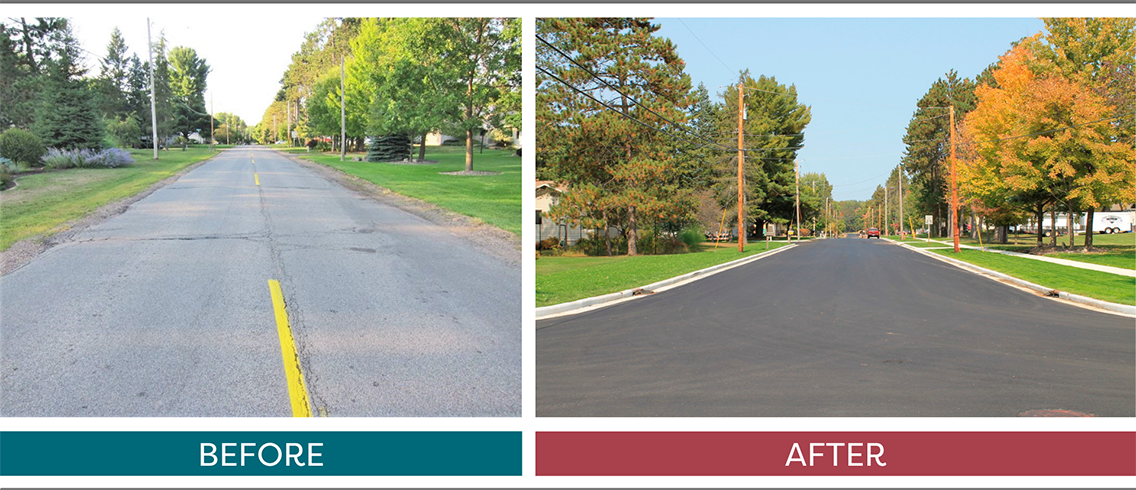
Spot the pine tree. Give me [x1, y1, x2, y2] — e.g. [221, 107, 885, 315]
[901, 70, 979, 237]
[714, 73, 811, 236]
[95, 27, 130, 119]
[365, 134, 410, 162]
[538, 18, 694, 255]
[32, 38, 103, 150]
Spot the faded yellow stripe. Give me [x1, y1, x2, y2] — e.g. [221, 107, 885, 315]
[268, 279, 312, 417]
[255, 173, 260, 186]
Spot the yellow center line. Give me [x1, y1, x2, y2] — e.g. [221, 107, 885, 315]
[255, 173, 260, 186]
[268, 280, 312, 417]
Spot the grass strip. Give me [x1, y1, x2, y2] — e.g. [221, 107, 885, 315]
[929, 248, 1134, 305]
[294, 146, 520, 236]
[0, 148, 216, 251]
[536, 242, 790, 307]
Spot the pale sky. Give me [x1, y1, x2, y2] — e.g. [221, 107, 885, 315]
[68, 14, 320, 124]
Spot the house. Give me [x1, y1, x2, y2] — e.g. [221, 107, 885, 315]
[535, 180, 564, 212]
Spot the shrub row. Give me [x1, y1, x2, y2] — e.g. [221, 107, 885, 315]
[42, 148, 135, 169]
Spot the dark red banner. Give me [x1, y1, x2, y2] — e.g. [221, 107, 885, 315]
[536, 432, 1136, 476]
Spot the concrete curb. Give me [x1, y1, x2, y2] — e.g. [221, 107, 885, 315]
[536, 243, 798, 320]
[892, 241, 1135, 317]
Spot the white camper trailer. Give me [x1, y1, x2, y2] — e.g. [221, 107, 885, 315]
[1086, 212, 1132, 234]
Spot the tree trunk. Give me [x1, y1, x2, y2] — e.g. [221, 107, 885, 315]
[969, 208, 978, 239]
[1068, 209, 1077, 248]
[1035, 203, 1044, 245]
[1049, 208, 1057, 247]
[627, 205, 638, 256]
[935, 204, 942, 238]
[1084, 208, 1095, 250]
[602, 209, 612, 257]
[418, 132, 427, 162]
[995, 225, 1008, 244]
[465, 129, 474, 172]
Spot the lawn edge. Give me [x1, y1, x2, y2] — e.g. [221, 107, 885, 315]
[536, 242, 799, 320]
[277, 150, 521, 268]
[0, 151, 220, 276]
[886, 238, 1135, 317]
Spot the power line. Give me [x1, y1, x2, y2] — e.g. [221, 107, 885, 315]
[677, 18, 735, 75]
[537, 34, 731, 152]
[539, 64, 803, 155]
[536, 64, 720, 153]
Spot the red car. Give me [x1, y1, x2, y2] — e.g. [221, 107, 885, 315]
[866, 227, 881, 238]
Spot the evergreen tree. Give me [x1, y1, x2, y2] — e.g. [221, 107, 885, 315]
[32, 36, 103, 149]
[365, 134, 410, 162]
[538, 18, 694, 255]
[95, 27, 130, 118]
[714, 72, 811, 236]
[900, 70, 978, 237]
[168, 46, 210, 145]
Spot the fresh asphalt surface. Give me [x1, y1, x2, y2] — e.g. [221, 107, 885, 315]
[537, 237, 1135, 416]
[1, 147, 520, 416]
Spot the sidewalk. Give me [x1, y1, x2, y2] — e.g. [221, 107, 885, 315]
[892, 238, 1135, 278]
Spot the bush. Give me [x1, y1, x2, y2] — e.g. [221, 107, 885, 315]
[315, 141, 332, 152]
[85, 148, 135, 168]
[0, 157, 15, 173]
[105, 116, 142, 149]
[536, 237, 562, 251]
[679, 227, 705, 247]
[42, 148, 134, 169]
[0, 128, 47, 167]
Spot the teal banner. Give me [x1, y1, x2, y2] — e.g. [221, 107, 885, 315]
[0, 431, 520, 476]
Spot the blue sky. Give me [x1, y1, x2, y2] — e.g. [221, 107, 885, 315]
[654, 18, 1046, 201]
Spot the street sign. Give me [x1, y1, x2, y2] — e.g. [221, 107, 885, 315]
[924, 215, 933, 226]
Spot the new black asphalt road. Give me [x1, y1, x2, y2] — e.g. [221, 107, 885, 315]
[537, 238, 1134, 416]
[1, 147, 520, 417]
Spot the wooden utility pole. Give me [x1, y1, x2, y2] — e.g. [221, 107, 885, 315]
[147, 18, 158, 160]
[794, 159, 801, 241]
[950, 105, 960, 253]
[340, 54, 346, 161]
[898, 164, 905, 238]
[737, 82, 745, 252]
[884, 182, 889, 235]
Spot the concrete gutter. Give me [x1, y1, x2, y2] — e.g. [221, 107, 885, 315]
[536, 243, 798, 320]
[886, 239, 1135, 317]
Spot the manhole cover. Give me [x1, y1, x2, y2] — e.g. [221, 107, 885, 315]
[1019, 409, 1094, 417]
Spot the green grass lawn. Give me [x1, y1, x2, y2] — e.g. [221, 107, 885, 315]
[930, 248, 1134, 305]
[293, 145, 521, 236]
[0, 148, 217, 251]
[897, 233, 1135, 269]
[536, 242, 790, 307]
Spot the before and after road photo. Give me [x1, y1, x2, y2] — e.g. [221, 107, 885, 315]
[0, 5, 1133, 486]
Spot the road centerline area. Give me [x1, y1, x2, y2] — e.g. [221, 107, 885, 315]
[536, 238, 1134, 417]
[268, 279, 312, 417]
[2, 147, 520, 417]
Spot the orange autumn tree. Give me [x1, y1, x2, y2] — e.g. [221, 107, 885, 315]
[963, 39, 1134, 250]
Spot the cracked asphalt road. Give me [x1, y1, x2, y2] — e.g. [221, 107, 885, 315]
[1, 147, 520, 416]
[536, 237, 1134, 417]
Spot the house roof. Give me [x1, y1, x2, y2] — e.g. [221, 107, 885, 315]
[535, 180, 566, 192]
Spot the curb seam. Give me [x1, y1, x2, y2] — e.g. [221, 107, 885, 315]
[890, 240, 1135, 317]
[536, 243, 800, 320]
